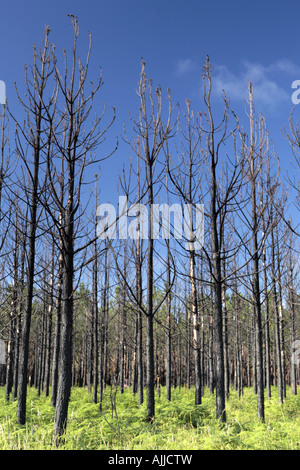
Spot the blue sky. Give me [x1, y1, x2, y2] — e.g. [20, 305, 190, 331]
[1, 0, 300, 218]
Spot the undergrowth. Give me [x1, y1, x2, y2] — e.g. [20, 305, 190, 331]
[0, 385, 299, 450]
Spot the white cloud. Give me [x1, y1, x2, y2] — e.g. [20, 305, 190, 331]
[176, 58, 197, 76]
[268, 59, 300, 76]
[212, 59, 299, 109]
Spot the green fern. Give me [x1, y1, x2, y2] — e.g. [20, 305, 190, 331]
[0, 385, 299, 450]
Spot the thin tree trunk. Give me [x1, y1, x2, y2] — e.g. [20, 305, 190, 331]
[177, 309, 181, 390]
[271, 218, 284, 403]
[51, 251, 62, 407]
[262, 225, 271, 399]
[185, 283, 191, 389]
[288, 231, 297, 395]
[6, 224, 18, 401]
[165, 175, 172, 402]
[12, 218, 27, 402]
[16, 29, 51, 425]
[17, 134, 40, 424]
[53, 108, 75, 439]
[44, 247, 54, 397]
[53, 228, 74, 440]
[222, 252, 229, 400]
[120, 248, 127, 394]
[249, 82, 264, 421]
[93, 178, 99, 404]
[276, 228, 286, 399]
[99, 241, 108, 411]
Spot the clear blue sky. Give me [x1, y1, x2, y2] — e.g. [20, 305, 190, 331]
[1, 0, 300, 217]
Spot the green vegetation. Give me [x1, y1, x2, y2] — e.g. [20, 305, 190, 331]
[0, 385, 299, 450]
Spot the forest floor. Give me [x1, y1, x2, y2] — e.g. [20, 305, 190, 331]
[0, 384, 299, 450]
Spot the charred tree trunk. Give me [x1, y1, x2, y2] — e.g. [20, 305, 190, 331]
[248, 82, 265, 421]
[16, 29, 52, 423]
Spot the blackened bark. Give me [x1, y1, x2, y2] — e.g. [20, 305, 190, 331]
[92, 181, 99, 404]
[165, 176, 172, 402]
[137, 286, 143, 406]
[120, 249, 127, 394]
[6, 225, 18, 401]
[12, 220, 27, 402]
[16, 28, 52, 425]
[271, 220, 284, 403]
[17, 161, 39, 423]
[51, 251, 62, 407]
[262, 211, 271, 399]
[53, 230, 74, 440]
[210, 133, 225, 422]
[276, 230, 286, 399]
[146, 312, 154, 421]
[288, 231, 297, 395]
[99, 242, 109, 411]
[146, 180, 155, 421]
[191, 251, 201, 405]
[249, 82, 264, 422]
[44, 248, 54, 397]
[136, 157, 144, 406]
